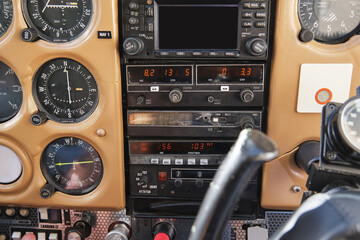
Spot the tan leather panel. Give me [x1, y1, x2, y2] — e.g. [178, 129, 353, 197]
[0, 0, 125, 210]
[262, 0, 360, 209]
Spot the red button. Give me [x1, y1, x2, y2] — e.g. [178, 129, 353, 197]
[158, 172, 167, 181]
[154, 232, 170, 240]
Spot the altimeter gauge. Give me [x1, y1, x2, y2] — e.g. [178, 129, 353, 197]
[298, 0, 360, 43]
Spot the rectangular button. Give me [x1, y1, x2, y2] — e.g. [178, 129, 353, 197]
[49, 233, 58, 240]
[225, 51, 238, 57]
[175, 51, 186, 56]
[38, 208, 48, 220]
[192, 52, 203, 57]
[188, 158, 196, 165]
[255, 21, 266, 28]
[242, 21, 252, 28]
[243, 2, 251, 8]
[250, 2, 260, 8]
[151, 158, 159, 164]
[255, 12, 266, 18]
[38, 233, 46, 240]
[146, 22, 154, 32]
[145, 6, 154, 16]
[156, 51, 170, 56]
[175, 159, 183, 165]
[221, 86, 229, 91]
[11, 232, 21, 240]
[162, 159, 171, 165]
[242, 11, 253, 18]
[260, 2, 266, 8]
[200, 159, 209, 165]
[150, 86, 159, 92]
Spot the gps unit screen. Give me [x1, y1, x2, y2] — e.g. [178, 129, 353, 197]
[158, 5, 239, 50]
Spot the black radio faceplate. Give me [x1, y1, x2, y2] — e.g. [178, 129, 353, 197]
[122, 0, 271, 59]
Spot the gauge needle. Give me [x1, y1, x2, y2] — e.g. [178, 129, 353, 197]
[42, 0, 51, 13]
[55, 161, 94, 166]
[64, 68, 72, 104]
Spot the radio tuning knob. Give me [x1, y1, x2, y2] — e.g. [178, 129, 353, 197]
[239, 116, 255, 130]
[40, 184, 55, 199]
[21, 28, 39, 42]
[246, 37, 268, 56]
[169, 89, 183, 103]
[123, 37, 144, 55]
[240, 88, 254, 103]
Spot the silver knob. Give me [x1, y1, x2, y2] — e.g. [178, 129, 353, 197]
[105, 223, 131, 240]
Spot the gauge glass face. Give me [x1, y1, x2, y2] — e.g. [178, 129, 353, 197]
[0, 0, 13, 38]
[41, 137, 103, 195]
[23, 0, 93, 42]
[33, 58, 98, 123]
[0, 145, 23, 184]
[338, 97, 360, 153]
[0, 61, 22, 123]
[298, 0, 360, 42]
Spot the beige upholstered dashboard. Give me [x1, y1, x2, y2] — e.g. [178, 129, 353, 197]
[0, 0, 125, 210]
[262, 0, 360, 209]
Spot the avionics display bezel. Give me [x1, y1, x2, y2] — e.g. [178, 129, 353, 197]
[154, 1, 241, 52]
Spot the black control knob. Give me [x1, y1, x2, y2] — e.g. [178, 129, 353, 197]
[174, 178, 182, 188]
[299, 29, 314, 43]
[40, 184, 55, 199]
[129, 2, 139, 10]
[195, 179, 204, 188]
[21, 28, 39, 42]
[123, 37, 144, 55]
[152, 222, 176, 240]
[239, 116, 255, 130]
[105, 222, 131, 240]
[169, 89, 183, 103]
[240, 88, 254, 103]
[136, 95, 145, 105]
[129, 17, 139, 25]
[246, 38, 268, 56]
[31, 111, 48, 126]
[139, 176, 148, 186]
[65, 220, 91, 240]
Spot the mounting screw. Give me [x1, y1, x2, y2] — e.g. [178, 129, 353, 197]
[326, 151, 337, 161]
[292, 185, 301, 193]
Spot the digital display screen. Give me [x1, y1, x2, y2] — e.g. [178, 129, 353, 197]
[127, 66, 192, 84]
[158, 5, 239, 49]
[197, 65, 263, 84]
[130, 141, 233, 155]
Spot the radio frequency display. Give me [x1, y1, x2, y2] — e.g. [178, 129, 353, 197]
[197, 65, 263, 84]
[127, 66, 192, 84]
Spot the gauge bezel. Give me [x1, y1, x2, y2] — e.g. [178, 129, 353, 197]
[337, 96, 360, 154]
[0, 61, 23, 123]
[21, 0, 94, 43]
[0, 0, 13, 38]
[32, 58, 99, 123]
[297, 0, 360, 43]
[40, 137, 103, 195]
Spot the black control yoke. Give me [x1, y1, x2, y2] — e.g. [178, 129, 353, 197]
[189, 129, 278, 240]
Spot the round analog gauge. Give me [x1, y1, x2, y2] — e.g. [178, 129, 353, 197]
[338, 96, 360, 154]
[298, 0, 360, 43]
[0, 0, 13, 38]
[0, 61, 22, 123]
[22, 0, 93, 43]
[33, 58, 98, 123]
[41, 137, 103, 195]
[0, 145, 23, 184]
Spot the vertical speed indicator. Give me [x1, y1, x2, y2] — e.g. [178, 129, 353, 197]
[298, 0, 360, 43]
[33, 58, 98, 123]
